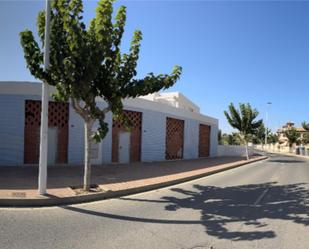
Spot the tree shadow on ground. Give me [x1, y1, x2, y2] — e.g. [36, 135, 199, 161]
[63, 182, 309, 241]
[161, 182, 309, 240]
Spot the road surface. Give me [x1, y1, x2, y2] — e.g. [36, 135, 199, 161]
[1, 154, 308, 249]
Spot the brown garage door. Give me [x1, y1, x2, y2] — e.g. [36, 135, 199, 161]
[112, 110, 142, 163]
[199, 124, 211, 157]
[166, 117, 184, 160]
[24, 100, 69, 164]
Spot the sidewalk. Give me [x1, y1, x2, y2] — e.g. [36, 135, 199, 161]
[0, 156, 267, 207]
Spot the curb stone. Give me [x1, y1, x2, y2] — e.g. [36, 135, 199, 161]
[0, 156, 268, 207]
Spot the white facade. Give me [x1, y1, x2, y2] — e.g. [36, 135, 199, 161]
[217, 145, 255, 157]
[0, 81, 219, 165]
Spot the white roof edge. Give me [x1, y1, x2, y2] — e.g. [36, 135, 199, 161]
[140, 91, 201, 113]
[0, 81, 218, 125]
[177, 92, 200, 110]
[0, 81, 41, 84]
[123, 97, 218, 125]
[147, 91, 200, 110]
[0, 81, 55, 95]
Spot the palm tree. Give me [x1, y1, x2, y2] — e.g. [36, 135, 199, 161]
[224, 103, 263, 160]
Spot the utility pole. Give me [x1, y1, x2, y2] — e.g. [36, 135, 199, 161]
[38, 0, 51, 195]
[265, 102, 272, 146]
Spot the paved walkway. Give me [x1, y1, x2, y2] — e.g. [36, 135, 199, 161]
[0, 156, 266, 206]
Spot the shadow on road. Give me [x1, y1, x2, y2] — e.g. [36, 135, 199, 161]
[268, 159, 305, 164]
[161, 182, 309, 240]
[63, 182, 309, 241]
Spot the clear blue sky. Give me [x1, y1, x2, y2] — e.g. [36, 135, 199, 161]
[1, 0, 309, 133]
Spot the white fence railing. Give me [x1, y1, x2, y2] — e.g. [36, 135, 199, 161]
[254, 144, 309, 157]
[218, 145, 255, 157]
[254, 144, 290, 153]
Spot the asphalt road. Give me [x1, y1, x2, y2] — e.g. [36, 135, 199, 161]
[1, 154, 308, 249]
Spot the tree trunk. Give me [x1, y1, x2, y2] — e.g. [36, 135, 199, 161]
[245, 142, 249, 160]
[289, 144, 293, 153]
[84, 120, 93, 191]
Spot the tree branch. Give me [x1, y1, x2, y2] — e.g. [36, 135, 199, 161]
[71, 98, 90, 121]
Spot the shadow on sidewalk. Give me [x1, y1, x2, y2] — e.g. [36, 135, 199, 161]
[61, 182, 309, 241]
[0, 157, 250, 190]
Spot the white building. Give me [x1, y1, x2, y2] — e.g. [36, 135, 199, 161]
[0, 81, 218, 166]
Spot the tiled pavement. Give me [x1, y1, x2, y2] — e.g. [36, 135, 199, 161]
[0, 156, 266, 202]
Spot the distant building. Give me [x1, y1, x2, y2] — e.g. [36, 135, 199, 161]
[0, 81, 218, 166]
[277, 122, 306, 146]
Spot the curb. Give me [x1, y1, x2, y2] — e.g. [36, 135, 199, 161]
[290, 154, 309, 160]
[264, 151, 309, 160]
[0, 156, 268, 207]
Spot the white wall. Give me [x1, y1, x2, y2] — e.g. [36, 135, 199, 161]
[183, 119, 199, 159]
[0, 81, 219, 165]
[217, 145, 254, 157]
[254, 144, 291, 153]
[68, 101, 113, 164]
[210, 125, 219, 157]
[141, 109, 167, 162]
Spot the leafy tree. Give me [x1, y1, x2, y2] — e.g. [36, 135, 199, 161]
[300, 122, 309, 146]
[251, 123, 272, 144]
[220, 132, 241, 145]
[252, 123, 264, 144]
[20, 0, 182, 191]
[224, 103, 263, 160]
[220, 133, 228, 145]
[302, 132, 309, 145]
[226, 134, 234, 145]
[284, 128, 300, 147]
[218, 129, 222, 145]
[302, 122, 309, 131]
[229, 133, 242, 145]
[268, 133, 279, 145]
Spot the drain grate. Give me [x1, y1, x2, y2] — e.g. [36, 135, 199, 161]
[190, 244, 215, 249]
[12, 192, 26, 198]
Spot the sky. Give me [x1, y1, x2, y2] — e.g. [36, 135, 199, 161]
[1, 0, 309, 133]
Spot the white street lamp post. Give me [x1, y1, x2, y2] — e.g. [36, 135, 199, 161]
[265, 102, 272, 146]
[38, 0, 51, 195]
